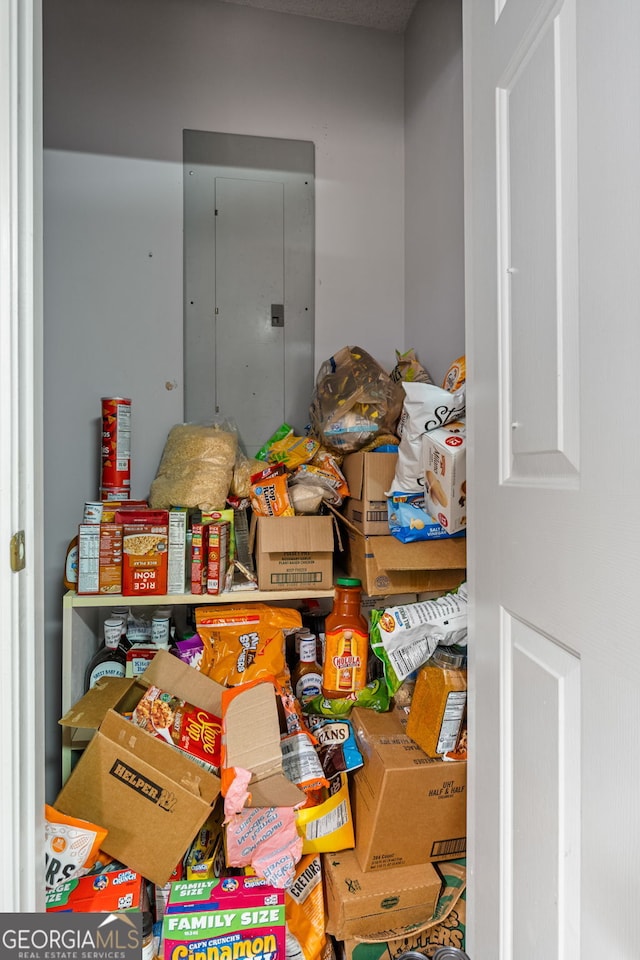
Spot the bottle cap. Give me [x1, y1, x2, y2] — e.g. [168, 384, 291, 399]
[432, 647, 464, 669]
[335, 577, 361, 588]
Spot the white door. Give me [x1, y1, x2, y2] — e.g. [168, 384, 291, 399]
[464, 0, 640, 957]
[0, 0, 45, 909]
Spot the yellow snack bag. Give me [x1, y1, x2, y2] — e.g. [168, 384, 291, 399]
[442, 355, 466, 392]
[45, 805, 108, 890]
[196, 603, 301, 687]
[295, 774, 354, 854]
[267, 433, 320, 469]
[286, 854, 329, 960]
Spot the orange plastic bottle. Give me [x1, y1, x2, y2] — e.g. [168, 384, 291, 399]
[321, 577, 369, 699]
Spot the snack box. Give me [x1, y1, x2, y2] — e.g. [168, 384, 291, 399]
[46, 867, 146, 913]
[422, 421, 467, 536]
[165, 876, 285, 913]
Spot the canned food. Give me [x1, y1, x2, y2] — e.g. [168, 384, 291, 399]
[83, 501, 104, 524]
[432, 949, 471, 960]
[100, 486, 132, 502]
[101, 397, 131, 491]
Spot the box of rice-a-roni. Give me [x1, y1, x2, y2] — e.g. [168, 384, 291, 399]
[116, 509, 169, 596]
[163, 876, 286, 960]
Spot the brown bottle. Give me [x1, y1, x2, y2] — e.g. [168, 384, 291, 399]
[321, 577, 369, 699]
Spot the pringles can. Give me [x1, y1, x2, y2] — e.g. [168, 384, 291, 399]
[101, 397, 131, 498]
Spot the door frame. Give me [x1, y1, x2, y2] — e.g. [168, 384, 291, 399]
[0, 0, 45, 910]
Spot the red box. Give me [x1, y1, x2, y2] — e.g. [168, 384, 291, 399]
[191, 522, 209, 595]
[118, 509, 169, 596]
[46, 867, 146, 912]
[206, 521, 230, 595]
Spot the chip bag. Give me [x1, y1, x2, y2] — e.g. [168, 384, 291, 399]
[286, 854, 330, 960]
[196, 603, 301, 687]
[45, 806, 108, 891]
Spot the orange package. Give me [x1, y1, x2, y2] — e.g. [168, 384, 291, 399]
[249, 465, 295, 518]
[196, 603, 301, 687]
[286, 854, 331, 960]
[45, 805, 108, 891]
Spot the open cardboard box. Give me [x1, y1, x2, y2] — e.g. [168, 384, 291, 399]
[56, 650, 304, 885]
[333, 509, 466, 598]
[341, 451, 398, 535]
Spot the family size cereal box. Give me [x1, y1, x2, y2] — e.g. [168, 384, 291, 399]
[46, 867, 146, 913]
[163, 876, 286, 960]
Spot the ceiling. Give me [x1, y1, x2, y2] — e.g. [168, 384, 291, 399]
[215, 0, 420, 33]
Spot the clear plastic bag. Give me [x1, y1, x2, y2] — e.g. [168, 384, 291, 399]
[149, 418, 238, 511]
[309, 345, 403, 454]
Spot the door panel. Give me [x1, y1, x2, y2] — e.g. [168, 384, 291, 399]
[464, 0, 640, 957]
[183, 131, 314, 456]
[215, 176, 285, 452]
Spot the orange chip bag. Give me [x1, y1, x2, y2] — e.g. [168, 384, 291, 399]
[249, 465, 295, 518]
[285, 854, 330, 960]
[196, 603, 301, 687]
[45, 805, 108, 891]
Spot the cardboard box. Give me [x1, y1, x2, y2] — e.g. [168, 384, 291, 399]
[341, 522, 466, 598]
[340, 859, 466, 960]
[56, 649, 223, 886]
[350, 707, 466, 871]
[323, 849, 442, 940]
[253, 515, 334, 591]
[57, 654, 305, 884]
[423, 422, 467, 536]
[342, 452, 398, 535]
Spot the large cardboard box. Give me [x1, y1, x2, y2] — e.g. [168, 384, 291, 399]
[253, 515, 334, 591]
[340, 859, 466, 960]
[56, 651, 223, 886]
[324, 849, 442, 940]
[341, 522, 466, 598]
[56, 651, 305, 884]
[342, 452, 398, 535]
[350, 707, 466, 871]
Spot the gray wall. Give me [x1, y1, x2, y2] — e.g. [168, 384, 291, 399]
[405, 0, 465, 387]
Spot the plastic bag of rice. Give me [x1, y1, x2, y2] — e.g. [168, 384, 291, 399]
[149, 420, 238, 510]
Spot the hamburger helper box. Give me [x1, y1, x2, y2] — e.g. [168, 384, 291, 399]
[55, 652, 304, 886]
[163, 877, 286, 960]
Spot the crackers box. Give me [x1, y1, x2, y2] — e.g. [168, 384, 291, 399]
[422, 422, 466, 536]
